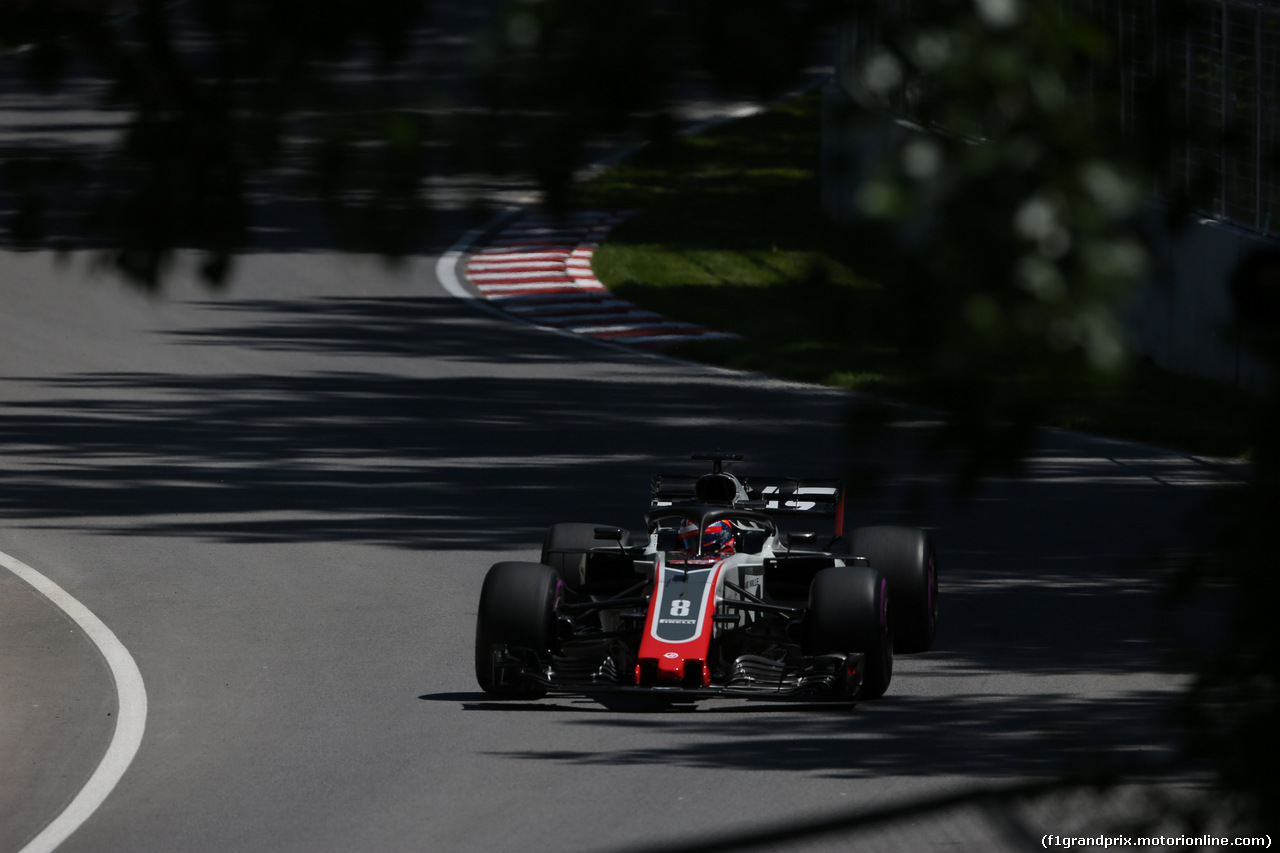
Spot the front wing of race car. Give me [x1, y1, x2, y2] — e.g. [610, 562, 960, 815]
[483, 647, 867, 701]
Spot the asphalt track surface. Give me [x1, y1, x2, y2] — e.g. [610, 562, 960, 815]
[0, 14, 1243, 853]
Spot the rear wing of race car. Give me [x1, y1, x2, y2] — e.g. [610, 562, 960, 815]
[649, 474, 846, 537]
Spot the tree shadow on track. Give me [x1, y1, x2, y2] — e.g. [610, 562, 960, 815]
[479, 688, 1182, 780]
[0, 291, 1229, 695]
[0, 293, 860, 549]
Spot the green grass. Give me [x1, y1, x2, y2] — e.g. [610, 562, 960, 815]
[573, 95, 1260, 459]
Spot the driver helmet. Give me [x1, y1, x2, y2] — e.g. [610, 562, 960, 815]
[677, 519, 737, 556]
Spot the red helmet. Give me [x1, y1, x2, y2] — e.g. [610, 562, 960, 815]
[677, 520, 736, 556]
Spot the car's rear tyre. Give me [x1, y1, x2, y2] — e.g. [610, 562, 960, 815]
[541, 522, 634, 591]
[847, 526, 938, 654]
[803, 566, 892, 699]
[474, 561, 561, 698]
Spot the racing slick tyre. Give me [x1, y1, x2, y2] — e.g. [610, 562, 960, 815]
[803, 566, 892, 700]
[541, 523, 634, 591]
[474, 561, 561, 699]
[847, 526, 938, 654]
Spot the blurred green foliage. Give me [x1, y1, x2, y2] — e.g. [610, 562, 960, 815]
[1173, 250, 1280, 832]
[847, 0, 1276, 831]
[836, 0, 1150, 487]
[0, 0, 432, 285]
[466, 0, 838, 211]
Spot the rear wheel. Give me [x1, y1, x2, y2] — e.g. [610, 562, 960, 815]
[803, 566, 892, 699]
[847, 526, 938, 654]
[474, 561, 561, 698]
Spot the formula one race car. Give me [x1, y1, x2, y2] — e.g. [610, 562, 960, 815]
[474, 453, 938, 703]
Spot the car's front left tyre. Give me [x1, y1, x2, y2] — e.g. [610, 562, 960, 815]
[474, 561, 561, 698]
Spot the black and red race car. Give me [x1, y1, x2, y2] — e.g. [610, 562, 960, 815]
[474, 453, 938, 703]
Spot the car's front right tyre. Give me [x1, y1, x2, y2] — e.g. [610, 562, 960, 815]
[803, 565, 893, 699]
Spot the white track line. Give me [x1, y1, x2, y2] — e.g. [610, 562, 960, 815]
[2, 549, 147, 853]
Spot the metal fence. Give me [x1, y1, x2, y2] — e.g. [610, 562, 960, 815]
[1080, 0, 1280, 235]
[839, 0, 1280, 238]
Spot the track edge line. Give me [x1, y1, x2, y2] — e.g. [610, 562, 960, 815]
[1, 549, 148, 853]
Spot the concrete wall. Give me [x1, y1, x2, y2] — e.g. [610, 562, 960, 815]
[1131, 211, 1273, 393]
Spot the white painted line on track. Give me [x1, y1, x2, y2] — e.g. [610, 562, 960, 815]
[1, 549, 147, 853]
[532, 311, 665, 325]
[469, 270, 577, 281]
[507, 302, 634, 315]
[473, 249, 572, 259]
[465, 261, 563, 271]
[570, 322, 700, 335]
